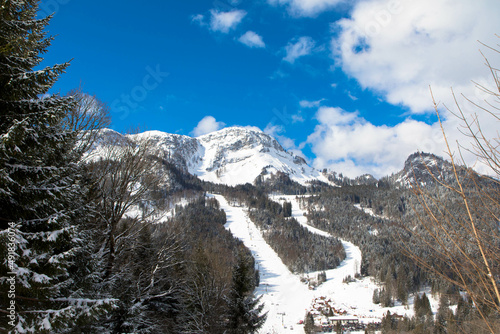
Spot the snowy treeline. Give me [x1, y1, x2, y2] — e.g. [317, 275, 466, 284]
[216, 184, 346, 274]
[0, 2, 266, 332]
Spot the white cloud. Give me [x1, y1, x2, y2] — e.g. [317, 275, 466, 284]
[264, 123, 285, 137]
[346, 91, 358, 101]
[239, 31, 266, 48]
[209, 9, 247, 33]
[191, 14, 205, 26]
[299, 99, 324, 108]
[292, 114, 305, 123]
[269, 69, 289, 80]
[191, 116, 226, 137]
[268, 0, 346, 17]
[333, 0, 500, 114]
[304, 0, 500, 178]
[264, 123, 307, 159]
[283, 36, 316, 63]
[307, 106, 451, 178]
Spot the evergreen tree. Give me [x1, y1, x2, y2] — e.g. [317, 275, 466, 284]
[380, 287, 393, 307]
[396, 266, 409, 304]
[283, 201, 292, 218]
[373, 288, 381, 304]
[415, 292, 433, 319]
[455, 295, 473, 324]
[0, 1, 112, 332]
[435, 294, 452, 334]
[304, 311, 316, 334]
[381, 311, 395, 332]
[227, 250, 267, 333]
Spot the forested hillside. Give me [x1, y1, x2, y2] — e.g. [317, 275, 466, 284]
[299, 157, 500, 332]
[211, 183, 346, 274]
[0, 2, 266, 332]
[1, 2, 499, 333]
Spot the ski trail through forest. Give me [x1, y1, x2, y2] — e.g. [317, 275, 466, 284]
[211, 194, 369, 333]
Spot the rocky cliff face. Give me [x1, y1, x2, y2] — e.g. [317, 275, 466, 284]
[129, 131, 202, 172]
[90, 127, 330, 186]
[389, 152, 455, 187]
[191, 127, 328, 186]
[89, 129, 466, 189]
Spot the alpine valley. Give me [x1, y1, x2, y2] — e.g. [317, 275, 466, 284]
[3, 3, 499, 333]
[81, 125, 499, 333]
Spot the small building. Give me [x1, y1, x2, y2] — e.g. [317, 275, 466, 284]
[327, 316, 360, 326]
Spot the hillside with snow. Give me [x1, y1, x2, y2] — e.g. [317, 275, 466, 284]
[91, 127, 333, 186]
[214, 194, 441, 333]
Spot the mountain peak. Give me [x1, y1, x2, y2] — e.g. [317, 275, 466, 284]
[391, 152, 454, 187]
[198, 126, 263, 137]
[198, 126, 284, 154]
[88, 127, 332, 187]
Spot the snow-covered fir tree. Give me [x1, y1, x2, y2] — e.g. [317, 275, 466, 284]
[227, 250, 267, 334]
[0, 1, 113, 332]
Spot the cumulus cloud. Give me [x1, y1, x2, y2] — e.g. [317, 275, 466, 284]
[283, 36, 316, 63]
[264, 123, 307, 159]
[239, 31, 266, 48]
[268, 0, 346, 17]
[299, 99, 324, 108]
[333, 0, 500, 114]
[292, 114, 305, 123]
[191, 14, 205, 26]
[307, 106, 451, 178]
[191, 116, 226, 137]
[264, 123, 285, 137]
[209, 9, 247, 33]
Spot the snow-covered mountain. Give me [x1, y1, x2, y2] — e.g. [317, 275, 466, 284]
[388, 152, 456, 188]
[92, 127, 332, 186]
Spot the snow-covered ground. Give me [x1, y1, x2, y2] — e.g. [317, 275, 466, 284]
[192, 127, 333, 186]
[124, 197, 193, 224]
[353, 203, 387, 220]
[270, 195, 361, 280]
[212, 194, 441, 333]
[213, 194, 312, 333]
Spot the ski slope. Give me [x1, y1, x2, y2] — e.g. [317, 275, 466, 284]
[270, 195, 361, 281]
[212, 194, 313, 333]
[212, 194, 429, 333]
[272, 196, 440, 326]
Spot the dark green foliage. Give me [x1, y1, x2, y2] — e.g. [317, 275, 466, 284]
[414, 293, 433, 319]
[0, 1, 113, 331]
[302, 189, 425, 302]
[94, 196, 266, 333]
[283, 201, 292, 217]
[373, 289, 381, 304]
[455, 295, 474, 324]
[380, 287, 393, 308]
[227, 250, 267, 334]
[219, 184, 346, 273]
[435, 294, 453, 334]
[304, 311, 316, 334]
[255, 170, 307, 195]
[381, 311, 396, 332]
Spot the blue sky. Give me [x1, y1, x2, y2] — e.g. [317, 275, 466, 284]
[40, 0, 500, 177]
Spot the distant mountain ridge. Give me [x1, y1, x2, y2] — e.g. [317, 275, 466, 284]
[91, 127, 332, 186]
[90, 128, 467, 189]
[386, 152, 456, 188]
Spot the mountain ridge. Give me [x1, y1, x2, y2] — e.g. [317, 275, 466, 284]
[91, 126, 333, 187]
[90, 127, 462, 189]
